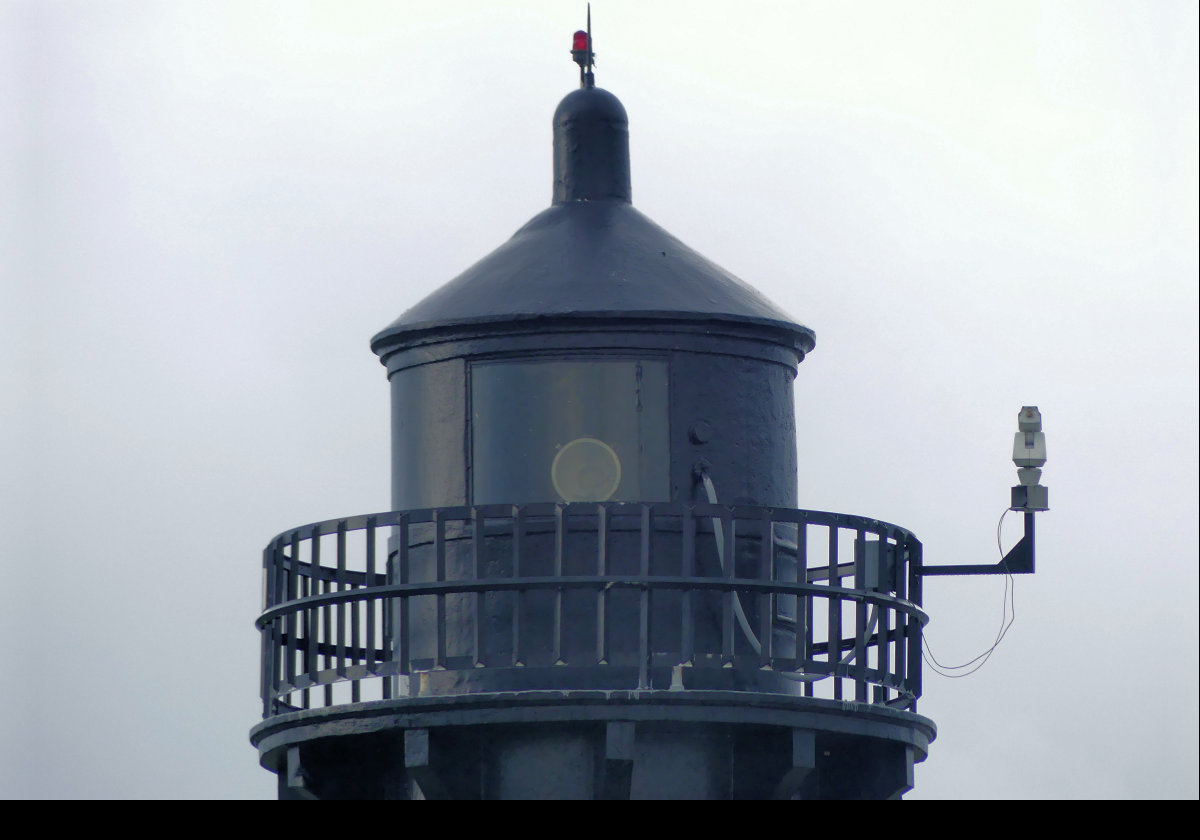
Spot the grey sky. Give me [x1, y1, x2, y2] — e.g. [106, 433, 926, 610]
[2, 1, 1196, 798]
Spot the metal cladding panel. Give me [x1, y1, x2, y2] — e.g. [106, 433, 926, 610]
[670, 352, 798, 508]
[390, 359, 467, 511]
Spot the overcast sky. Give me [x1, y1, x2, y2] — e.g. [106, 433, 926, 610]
[2, 1, 1196, 799]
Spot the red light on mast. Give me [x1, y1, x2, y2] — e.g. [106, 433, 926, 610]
[572, 30, 590, 53]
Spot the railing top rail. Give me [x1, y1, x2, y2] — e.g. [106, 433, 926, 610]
[265, 502, 920, 552]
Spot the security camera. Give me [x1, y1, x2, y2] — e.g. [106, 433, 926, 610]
[1011, 406, 1048, 511]
[1013, 406, 1046, 469]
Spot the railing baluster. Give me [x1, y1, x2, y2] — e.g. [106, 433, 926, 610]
[854, 527, 867, 702]
[285, 531, 299, 706]
[365, 517, 377, 682]
[894, 532, 909, 702]
[638, 505, 651, 689]
[828, 523, 841, 700]
[907, 538, 923, 710]
[395, 514, 410, 696]
[435, 510, 447, 670]
[878, 602, 892, 703]
[307, 526, 321, 708]
[336, 522, 347, 685]
[876, 530, 892, 701]
[261, 546, 274, 717]
[512, 506, 523, 667]
[553, 505, 564, 664]
[317, 529, 333, 707]
[351, 524, 363, 703]
[797, 516, 812, 696]
[721, 508, 734, 663]
[267, 538, 284, 713]
[596, 505, 608, 665]
[760, 511, 773, 667]
[473, 508, 484, 668]
[681, 506, 694, 664]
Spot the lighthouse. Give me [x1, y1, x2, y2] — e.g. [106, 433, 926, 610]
[250, 26, 1041, 799]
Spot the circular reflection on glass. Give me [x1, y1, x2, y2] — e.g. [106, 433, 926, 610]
[551, 437, 622, 502]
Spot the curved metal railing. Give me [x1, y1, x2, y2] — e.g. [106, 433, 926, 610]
[258, 503, 926, 718]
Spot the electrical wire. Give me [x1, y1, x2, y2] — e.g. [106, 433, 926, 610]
[698, 472, 877, 682]
[921, 508, 1017, 678]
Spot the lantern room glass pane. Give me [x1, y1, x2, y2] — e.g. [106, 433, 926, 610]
[471, 359, 669, 505]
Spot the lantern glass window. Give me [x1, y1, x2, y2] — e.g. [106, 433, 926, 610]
[471, 358, 669, 505]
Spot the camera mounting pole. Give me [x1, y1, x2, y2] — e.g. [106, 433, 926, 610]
[919, 510, 1036, 576]
[919, 407, 1047, 578]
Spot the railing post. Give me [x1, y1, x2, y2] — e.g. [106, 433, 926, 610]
[512, 505, 524, 667]
[335, 521, 348, 683]
[286, 530, 299, 706]
[759, 509, 774, 667]
[596, 504, 609, 666]
[553, 504, 565, 665]
[721, 506, 735, 663]
[365, 515, 378, 689]
[472, 507, 484, 669]
[638, 504, 651, 689]
[853, 527, 868, 702]
[680, 505, 694, 664]
[907, 538, 923, 711]
[796, 512, 812, 696]
[261, 545, 275, 717]
[394, 513, 409, 695]
[828, 522, 841, 700]
[435, 509, 447, 670]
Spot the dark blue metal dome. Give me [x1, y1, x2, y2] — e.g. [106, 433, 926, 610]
[371, 87, 814, 357]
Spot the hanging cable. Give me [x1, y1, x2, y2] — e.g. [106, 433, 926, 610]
[697, 470, 877, 682]
[921, 508, 1017, 678]
[700, 473, 761, 654]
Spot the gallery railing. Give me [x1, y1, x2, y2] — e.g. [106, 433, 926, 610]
[258, 503, 926, 718]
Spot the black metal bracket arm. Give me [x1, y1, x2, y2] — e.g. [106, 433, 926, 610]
[919, 510, 1037, 577]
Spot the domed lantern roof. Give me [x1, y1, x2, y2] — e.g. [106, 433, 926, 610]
[370, 85, 814, 361]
